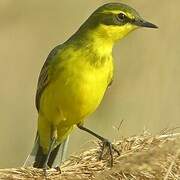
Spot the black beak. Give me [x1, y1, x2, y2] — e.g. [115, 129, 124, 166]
[132, 18, 158, 29]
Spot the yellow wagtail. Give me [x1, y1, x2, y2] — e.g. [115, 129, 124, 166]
[24, 2, 158, 171]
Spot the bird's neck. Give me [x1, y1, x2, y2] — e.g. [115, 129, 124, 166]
[70, 26, 115, 59]
[87, 35, 113, 58]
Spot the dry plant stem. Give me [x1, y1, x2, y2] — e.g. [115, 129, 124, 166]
[0, 132, 180, 179]
[164, 149, 180, 180]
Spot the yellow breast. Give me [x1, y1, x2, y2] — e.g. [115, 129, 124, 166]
[40, 54, 113, 126]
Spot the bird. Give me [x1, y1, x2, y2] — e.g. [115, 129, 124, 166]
[24, 2, 158, 172]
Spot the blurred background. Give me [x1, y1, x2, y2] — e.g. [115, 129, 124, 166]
[0, 0, 179, 168]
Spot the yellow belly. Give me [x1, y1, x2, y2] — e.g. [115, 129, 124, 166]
[40, 54, 112, 125]
[38, 52, 113, 151]
[40, 57, 113, 127]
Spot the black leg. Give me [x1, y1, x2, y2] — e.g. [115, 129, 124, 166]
[77, 124, 120, 167]
[43, 137, 56, 176]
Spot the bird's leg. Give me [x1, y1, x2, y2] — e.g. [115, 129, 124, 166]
[43, 129, 57, 176]
[77, 124, 120, 167]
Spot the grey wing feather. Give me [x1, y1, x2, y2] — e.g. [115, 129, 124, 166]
[36, 45, 61, 111]
[23, 133, 39, 167]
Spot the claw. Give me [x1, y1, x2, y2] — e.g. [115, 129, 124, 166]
[99, 139, 120, 167]
[77, 125, 121, 166]
[54, 166, 61, 173]
[43, 164, 49, 176]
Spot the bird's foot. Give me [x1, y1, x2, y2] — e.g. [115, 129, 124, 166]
[98, 138, 120, 167]
[43, 164, 50, 176]
[54, 166, 61, 173]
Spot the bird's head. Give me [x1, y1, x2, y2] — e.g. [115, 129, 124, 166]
[80, 3, 158, 42]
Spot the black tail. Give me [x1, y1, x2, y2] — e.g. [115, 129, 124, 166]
[23, 133, 69, 168]
[33, 144, 60, 168]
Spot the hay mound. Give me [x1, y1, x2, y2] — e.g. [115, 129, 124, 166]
[0, 131, 180, 179]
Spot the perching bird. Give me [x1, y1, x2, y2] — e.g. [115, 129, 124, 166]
[24, 2, 158, 171]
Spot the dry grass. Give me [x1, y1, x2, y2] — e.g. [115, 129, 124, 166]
[0, 131, 180, 179]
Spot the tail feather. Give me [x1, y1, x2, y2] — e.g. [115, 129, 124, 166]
[51, 135, 69, 167]
[23, 133, 39, 167]
[46, 144, 61, 167]
[23, 133, 69, 168]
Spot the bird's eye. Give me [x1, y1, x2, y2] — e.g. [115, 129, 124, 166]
[117, 13, 126, 21]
